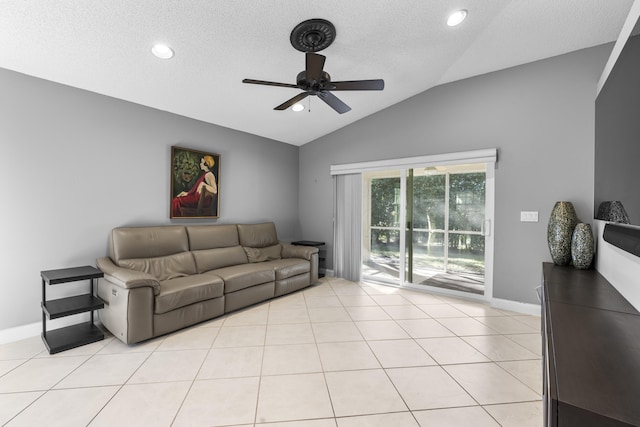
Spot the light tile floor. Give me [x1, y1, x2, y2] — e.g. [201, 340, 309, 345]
[0, 277, 543, 426]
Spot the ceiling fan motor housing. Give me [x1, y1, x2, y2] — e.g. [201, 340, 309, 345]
[290, 19, 336, 52]
[296, 70, 331, 91]
[243, 19, 383, 114]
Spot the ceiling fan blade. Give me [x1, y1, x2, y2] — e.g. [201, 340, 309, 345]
[329, 79, 385, 91]
[242, 79, 298, 89]
[317, 91, 351, 114]
[274, 92, 310, 110]
[306, 52, 326, 83]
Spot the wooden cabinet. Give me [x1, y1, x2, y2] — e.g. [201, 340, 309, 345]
[542, 263, 640, 426]
[41, 265, 105, 354]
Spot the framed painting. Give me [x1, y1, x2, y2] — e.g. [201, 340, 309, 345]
[170, 146, 220, 218]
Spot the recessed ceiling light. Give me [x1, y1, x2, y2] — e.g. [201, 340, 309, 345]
[447, 9, 468, 27]
[151, 44, 174, 59]
[292, 103, 304, 112]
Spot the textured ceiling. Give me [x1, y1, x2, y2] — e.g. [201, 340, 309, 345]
[0, 0, 634, 145]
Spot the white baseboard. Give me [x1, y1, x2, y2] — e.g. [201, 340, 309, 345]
[491, 298, 541, 316]
[0, 322, 41, 345]
[1, 313, 93, 345]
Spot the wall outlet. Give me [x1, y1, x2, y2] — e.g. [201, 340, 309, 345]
[520, 211, 539, 222]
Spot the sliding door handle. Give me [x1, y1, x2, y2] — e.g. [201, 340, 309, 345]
[481, 219, 491, 236]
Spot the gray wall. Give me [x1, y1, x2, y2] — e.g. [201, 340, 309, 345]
[0, 41, 614, 333]
[0, 68, 300, 331]
[299, 43, 612, 304]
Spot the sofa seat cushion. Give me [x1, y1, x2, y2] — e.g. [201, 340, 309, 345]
[155, 273, 224, 314]
[268, 258, 310, 280]
[213, 264, 276, 293]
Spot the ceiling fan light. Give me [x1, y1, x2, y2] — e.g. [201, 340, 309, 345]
[447, 9, 468, 26]
[151, 44, 174, 59]
[292, 103, 304, 112]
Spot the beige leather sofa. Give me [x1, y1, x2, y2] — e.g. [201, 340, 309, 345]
[96, 222, 318, 344]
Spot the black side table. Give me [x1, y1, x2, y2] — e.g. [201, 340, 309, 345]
[41, 265, 105, 354]
[292, 241, 326, 278]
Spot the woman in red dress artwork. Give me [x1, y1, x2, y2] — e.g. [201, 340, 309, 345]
[171, 155, 217, 217]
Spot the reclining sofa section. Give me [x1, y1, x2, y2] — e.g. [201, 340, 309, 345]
[96, 222, 319, 344]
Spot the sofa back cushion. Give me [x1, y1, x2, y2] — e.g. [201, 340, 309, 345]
[237, 222, 279, 248]
[118, 252, 197, 281]
[110, 226, 189, 263]
[244, 244, 282, 263]
[186, 224, 239, 250]
[192, 246, 248, 273]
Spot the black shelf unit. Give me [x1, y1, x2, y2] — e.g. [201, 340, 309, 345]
[292, 240, 326, 278]
[41, 265, 105, 354]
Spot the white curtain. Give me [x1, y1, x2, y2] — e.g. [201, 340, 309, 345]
[333, 173, 362, 281]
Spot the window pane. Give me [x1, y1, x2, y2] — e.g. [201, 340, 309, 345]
[447, 233, 485, 275]
[448, 172, 485, 232]
[364, 171, 402, 284]
[411, 230, 445, 271]
[412, 174, 446, 230]
[371, 177, 401, 228]
[367, 228, 400, 279]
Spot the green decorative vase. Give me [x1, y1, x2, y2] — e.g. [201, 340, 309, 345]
[571, 223, 594, 269]
[547, 201, 578, 265]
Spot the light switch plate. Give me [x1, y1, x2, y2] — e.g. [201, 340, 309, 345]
[520, 211, 539, 222]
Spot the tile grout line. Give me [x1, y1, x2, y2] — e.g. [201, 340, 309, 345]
[168, 325, 223, 426]
[309, 279, 339, 424]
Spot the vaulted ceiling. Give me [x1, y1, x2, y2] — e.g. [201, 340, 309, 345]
[0, 1, 634, 145]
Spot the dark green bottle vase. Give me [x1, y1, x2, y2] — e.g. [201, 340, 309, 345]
[547, 201, 578, 265]
[571, 223, 594, 269]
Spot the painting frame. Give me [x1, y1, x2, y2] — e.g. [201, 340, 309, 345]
[170, 146, 220, 219]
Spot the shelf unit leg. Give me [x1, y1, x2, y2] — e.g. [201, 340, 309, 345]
[42, 278, 47, 339]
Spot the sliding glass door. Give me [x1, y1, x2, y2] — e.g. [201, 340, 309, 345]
[362, 162, 491, 297]
[407, 164, 486, 294]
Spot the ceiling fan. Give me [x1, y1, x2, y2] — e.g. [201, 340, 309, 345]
[242, 19, 384, 114]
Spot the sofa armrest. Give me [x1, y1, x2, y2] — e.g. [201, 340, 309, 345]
[280, 243, 319, 261]
[96, 257, 161, 295]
